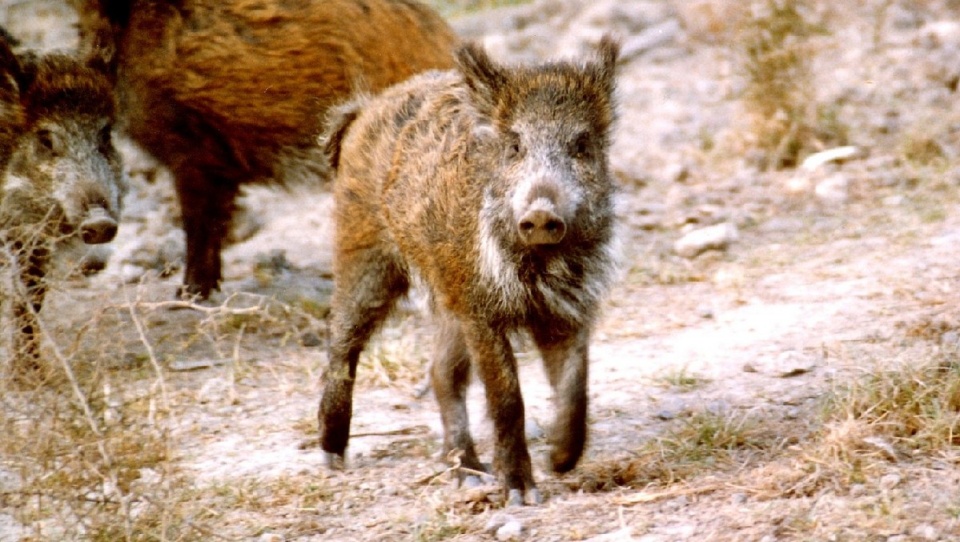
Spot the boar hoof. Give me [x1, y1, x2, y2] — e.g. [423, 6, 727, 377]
[461, 471, 495, 488]
[506, 488, 543, 507]
[320, 451, 345, 470]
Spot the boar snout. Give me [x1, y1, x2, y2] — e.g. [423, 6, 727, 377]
[79, 206, 118, 244]
[518, 206, 566, 246]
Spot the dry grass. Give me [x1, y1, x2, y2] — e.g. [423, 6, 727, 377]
[0, 264, 329, 540]
[736, 0, 847, 169]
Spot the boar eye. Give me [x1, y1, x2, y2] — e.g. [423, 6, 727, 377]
[97, 124, 113, 153]
[570, 132, 592, 159]
[504, 131, 522, 160]
[37, 128, 60, 156]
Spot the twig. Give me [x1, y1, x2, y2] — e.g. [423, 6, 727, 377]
[124, 286, 170, 409]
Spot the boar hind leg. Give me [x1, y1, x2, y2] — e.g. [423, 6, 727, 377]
[463, 323, 540, 505]
[175, 165, 237, 300]
[318, 253, 409, 467]
[533, 325, 590, 474]
[430, 319, 485, 480]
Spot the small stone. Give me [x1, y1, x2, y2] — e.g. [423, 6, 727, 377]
[484, 513, 514, 534]
[656, 409, 678, 421]
[259, 534, 284, 542]
[300, 331, 323, 347]
[381, 485, 399, 496]
[673, 222, 738, 258]
[497, 519, 524, 541]
[849, 483, 868, 497]
[730, 492, 748, 505]
[879, 473, 902, 491]
[863, 437, 899, 461]
[814, 173, 850, 205]
[883, 195, 904, 206]
[911, 524, 939, 541]
[941, 331, 960, 348]
[525, 418, 545, 440]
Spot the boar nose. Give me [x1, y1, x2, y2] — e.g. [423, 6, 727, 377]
[518, 209, 566, 246]
[80, 207, 118, 244]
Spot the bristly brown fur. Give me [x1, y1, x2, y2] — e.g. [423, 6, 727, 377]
[318, 37, 621, 505]
[73, 0, 459, 298]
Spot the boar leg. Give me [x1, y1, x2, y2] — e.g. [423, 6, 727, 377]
[532, 325, 590, 474]
[11, 241, 49, 370]
[462, 322, 540, 505]
[318, 253, 408, 467]
[174, 165, 237, 299]
[430, 318, 485, 480]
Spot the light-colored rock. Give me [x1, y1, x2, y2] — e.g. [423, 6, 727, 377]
[879, 473, 902, 490]
[814, 173, 850, 204]
[801, 146, 860, 171]
[497, 519, 524, 541]
[674, 222, 738, 258]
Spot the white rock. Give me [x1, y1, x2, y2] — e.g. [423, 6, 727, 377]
[673, 222, 739, 258]
[585, 527, 635, 541]
[814, 173, 850, 204]
[496, 519, 524, 541]
[801, 146, 860, 171]
[879, 473, 902, 490]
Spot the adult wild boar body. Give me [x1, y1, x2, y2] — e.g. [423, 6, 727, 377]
[319, 38, 621, 505]
[0, 33, 124, 368]
[74, 0, 459, 298]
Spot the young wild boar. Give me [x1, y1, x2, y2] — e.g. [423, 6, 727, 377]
[73, 0, 459, 299]
[318, 37, 621, 505]
[0, 33, 124, 368]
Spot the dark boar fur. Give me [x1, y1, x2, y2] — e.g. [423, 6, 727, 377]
[318, 37, 621, 505]
[72, 0, 459, 299]
[0, 32, 124, 369]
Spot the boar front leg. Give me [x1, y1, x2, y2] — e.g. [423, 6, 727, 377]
[532, 325, 590, 474]
[462, 321, 540, 506]
[11, 240, 49, 370]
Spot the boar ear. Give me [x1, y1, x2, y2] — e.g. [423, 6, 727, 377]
[80, 18, 118, 78]
[456, 42, 506, 117]
[591, 34, 620, 97]
[0, 30, 22, 99]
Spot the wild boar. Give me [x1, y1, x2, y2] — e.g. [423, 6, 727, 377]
[72, 0, 459, 299]
[0, 32, 124, 370]
[318, 37, 621, 505]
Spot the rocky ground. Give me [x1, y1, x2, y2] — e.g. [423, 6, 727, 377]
[4, 0, 960, 540]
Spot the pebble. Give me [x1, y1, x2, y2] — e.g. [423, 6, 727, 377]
[814, 173, 850, 205]
[525, 418, 545, 440]
[673, 222, 739, 258]
[879, 473, 902, 491]
[497, 520, 524, 541]
[485, 513, 514, 534]
[730, 492, 748, 505]
[911, 524, 939, 541]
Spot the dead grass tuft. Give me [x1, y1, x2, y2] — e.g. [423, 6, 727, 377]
[572, 409, 777, 492]
[737, 0, 846, 169]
